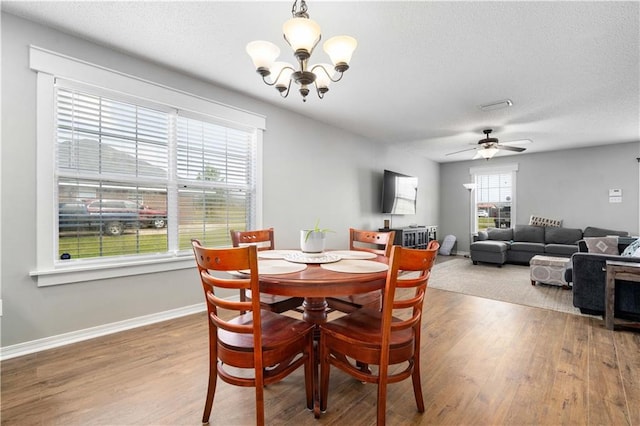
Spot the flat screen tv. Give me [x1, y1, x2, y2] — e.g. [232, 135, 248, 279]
[381, 169, 418, 215]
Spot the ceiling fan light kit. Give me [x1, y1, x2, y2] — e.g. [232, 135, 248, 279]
[246, 0, 357, 102]
[446, 128, 528, 160]
[478, 146, 499, 159]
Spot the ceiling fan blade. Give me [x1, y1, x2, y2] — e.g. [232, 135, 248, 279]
[445, 146, 478, 156]
[501, 139, 532, 146]
[498, 144, 526, 152]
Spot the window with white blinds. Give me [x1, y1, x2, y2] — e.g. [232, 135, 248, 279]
[55, 84, 256, 262]
[471, 165, 518, 232]
[176, 116, 256, 250]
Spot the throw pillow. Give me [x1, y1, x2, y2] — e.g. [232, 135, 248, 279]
[621, 238, 640, 256]
[584, 236, 619, 255]
[529, 215, 562, 227]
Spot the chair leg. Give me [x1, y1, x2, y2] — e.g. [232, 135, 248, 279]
[255, 369, 265, 426]
[319, 334, 330, 413]
[411, 359, 425, 412]
[304, 333, 314, 411]
[202, 358, 218, 424]
[377, 365, 389, 426]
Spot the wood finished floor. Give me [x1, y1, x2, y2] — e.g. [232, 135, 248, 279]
[2, 288, 639, 426]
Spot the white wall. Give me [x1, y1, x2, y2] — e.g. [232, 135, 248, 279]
[0, 13, 439, 350]
[439, 142, 640, 252]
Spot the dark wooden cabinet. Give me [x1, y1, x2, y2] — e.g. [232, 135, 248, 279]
[379, 226, 437, 249]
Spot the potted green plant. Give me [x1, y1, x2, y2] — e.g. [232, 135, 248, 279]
[300, 219, 333, 253]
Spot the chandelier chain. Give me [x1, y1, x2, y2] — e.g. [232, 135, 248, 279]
[291, 0, 309, 18]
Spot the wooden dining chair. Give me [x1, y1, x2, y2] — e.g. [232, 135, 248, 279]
[230, 228, 304, 313]
[191, 240, 314, 426]
[319, 240, 440, 426]
[326, 228, 396, 313]
[349, 228, 396, 257]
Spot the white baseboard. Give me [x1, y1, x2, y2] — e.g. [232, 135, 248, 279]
[0, 303, 206, 361]
[439, 251, 470, 258]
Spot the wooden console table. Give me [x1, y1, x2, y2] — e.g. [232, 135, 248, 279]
[605, 260, 640, 330]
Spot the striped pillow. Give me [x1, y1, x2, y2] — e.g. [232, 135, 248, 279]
[529, 215, 562, 227]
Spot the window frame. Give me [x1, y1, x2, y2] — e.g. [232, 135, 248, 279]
[29, 46, 265, 286]
[469, 164, 518, 234]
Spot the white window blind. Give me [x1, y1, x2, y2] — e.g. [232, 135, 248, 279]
[54, 84, 256, 263]
[176, 116, 256, 249]
[476, 173, 512, 204]
[57, 88, 170, 180]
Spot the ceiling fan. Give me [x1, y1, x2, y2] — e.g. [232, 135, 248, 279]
[446, 129, 530, 160]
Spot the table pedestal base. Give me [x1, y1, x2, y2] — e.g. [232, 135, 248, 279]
[302, 297, 329, 324]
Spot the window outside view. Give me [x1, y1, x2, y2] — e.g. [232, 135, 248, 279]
[475, 172, 512, 231]
[56, 87, 255, 262]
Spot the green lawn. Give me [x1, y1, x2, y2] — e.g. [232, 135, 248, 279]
[478, 217, 494, 230]
[58, 228, 233, 260]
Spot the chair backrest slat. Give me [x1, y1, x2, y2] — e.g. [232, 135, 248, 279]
[230, 228, 275, 251]
[349, 228, 396, 257]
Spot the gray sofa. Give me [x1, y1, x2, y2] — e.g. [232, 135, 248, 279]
[470, 225, 625, 266]
[566, 237, 640, 318]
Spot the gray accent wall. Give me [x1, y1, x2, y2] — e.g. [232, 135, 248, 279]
[4, 10, 637, 353]
[440, 142, 640, 252]
[1, 13, 439, 349]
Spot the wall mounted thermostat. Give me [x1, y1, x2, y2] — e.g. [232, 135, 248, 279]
[609, 188, 622, 203]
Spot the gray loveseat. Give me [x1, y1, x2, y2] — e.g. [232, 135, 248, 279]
[470, 225, 624, 266]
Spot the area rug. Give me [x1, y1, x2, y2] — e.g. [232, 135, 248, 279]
[428, 256, 582, 315]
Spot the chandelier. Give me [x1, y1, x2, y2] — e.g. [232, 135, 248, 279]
[246, 0, 357, 102]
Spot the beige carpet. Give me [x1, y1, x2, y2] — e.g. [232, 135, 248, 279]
[428, 256, 583, 315]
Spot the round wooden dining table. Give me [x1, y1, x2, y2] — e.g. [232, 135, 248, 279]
[258, 256, 388, 325]
[256, 253, 389, 417]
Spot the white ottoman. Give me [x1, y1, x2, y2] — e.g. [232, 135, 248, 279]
[530, 255, 571, 289]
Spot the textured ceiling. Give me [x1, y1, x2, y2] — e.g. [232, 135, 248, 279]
[3, 1, 639, 162]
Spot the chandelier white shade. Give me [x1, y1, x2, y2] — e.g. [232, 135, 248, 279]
[270, 62, 294, 88]
[283, 18, 321, 53]
[323, 36, 357, 66]
[246, 0, 357, 101]
[246, 41, 280, 70]
[312, 63, 335, 91]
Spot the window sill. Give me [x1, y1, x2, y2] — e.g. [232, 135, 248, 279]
[30, 254, 195, 287]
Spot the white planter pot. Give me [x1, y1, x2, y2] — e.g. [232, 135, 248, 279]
[300, 230, 326, 253]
